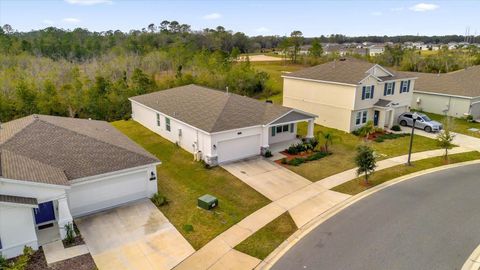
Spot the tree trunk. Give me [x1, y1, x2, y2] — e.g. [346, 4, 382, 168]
[364, 173, 369, 185]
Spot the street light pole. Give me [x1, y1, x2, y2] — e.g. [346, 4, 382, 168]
[407, 112, 419, 166]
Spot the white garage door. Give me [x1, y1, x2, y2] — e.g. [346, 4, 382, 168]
[68, 170, 148, 217]
[217, 135, 261, 163]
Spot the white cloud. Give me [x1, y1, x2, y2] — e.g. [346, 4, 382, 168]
[371, 11, 382, 16]
[409, 3, 439, 12]
[65, 0, 112, 5]
[42, 19, 54, 25]
[63, 18, 81, 24]
[255, 27, 270, 34]
[202, 13, 222, 20]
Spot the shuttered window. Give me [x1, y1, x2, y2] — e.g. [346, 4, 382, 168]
[362, 86, 374, 100]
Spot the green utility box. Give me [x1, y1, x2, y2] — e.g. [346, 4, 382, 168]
[198, 194, 218, 210]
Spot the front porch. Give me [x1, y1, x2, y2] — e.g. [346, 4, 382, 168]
[373, 99, 396, 129]
[34, 197, 73, 246]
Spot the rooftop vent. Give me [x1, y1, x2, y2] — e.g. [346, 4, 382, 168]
[339, 58, 347, 61]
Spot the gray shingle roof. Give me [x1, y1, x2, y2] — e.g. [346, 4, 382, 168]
[374, 99, 393, 107]
[0, 115, 159, 185]
[283, 58, 414, 85]
[407, 66, 480, 97]
[130, 84, 295, 133]
[0, 194, 38, 206]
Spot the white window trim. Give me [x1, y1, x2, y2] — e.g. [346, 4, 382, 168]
[165, 117, 171, 132]
[274, 124, 290, 134]
[385, 82, 394, 96]
[355, 110, 368, 126]
[401, 81, 409, 93]
[364, 86, 373, 99]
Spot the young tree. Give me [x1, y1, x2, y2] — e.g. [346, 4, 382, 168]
[289, 30, 303, 63]
[309, 38, 323, 58]
[316, 130, 339, 153]
[355, 145, 377, 185]
[436, 118, 455, 159]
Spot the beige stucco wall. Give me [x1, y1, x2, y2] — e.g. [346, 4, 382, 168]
[283, 78, 356, 132]
[412, 92, 472, 118]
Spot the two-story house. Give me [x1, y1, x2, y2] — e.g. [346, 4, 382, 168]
[282, 58, 417, 132]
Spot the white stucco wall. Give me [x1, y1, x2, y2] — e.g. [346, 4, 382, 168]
[0, 179, 67, 204]
[412, 92, 473, 118]
[268, 123, 297, 144]
[0, 204, 38, 259]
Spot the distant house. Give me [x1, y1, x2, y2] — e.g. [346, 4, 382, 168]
[282, 58, 417, 132]
[409, 66, 480, 118]
[368, 44, 386, 56]
[0, 115, 159, 259]
[130, 85, 316, 165]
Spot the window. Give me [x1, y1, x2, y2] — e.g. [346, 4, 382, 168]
[165, 117, 171, 131]
[290, 123, 294, 133]
[400, 80, 410, 93]
[274, 124, 289, 135]
[271, 126, 276, 136]
[156, 113, 161, 126]
[362, 86, 374, 100]
[384, 82, 394, 96]
[355, 110, 368, 125]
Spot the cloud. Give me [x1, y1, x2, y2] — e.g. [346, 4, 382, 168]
[42, 19, 54, 25]
[65, 0, 112, 5]
[409, 3, 439, 12]
[371, 11, 382, 16]
[255, 27, 270, 34]
[202, 13, 222, 20]
[63, 18, 81, 24]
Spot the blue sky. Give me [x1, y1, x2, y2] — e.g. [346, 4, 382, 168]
[0, 0, 478, 37]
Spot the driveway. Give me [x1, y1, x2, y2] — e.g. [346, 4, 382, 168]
[272, 164, 480, 270]
[76, 199, 194, 270]
[221, 157, 312, 201]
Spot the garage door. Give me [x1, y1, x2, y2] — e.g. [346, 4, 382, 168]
[67, 170, 148, 217]
[217, 135, 261, 163]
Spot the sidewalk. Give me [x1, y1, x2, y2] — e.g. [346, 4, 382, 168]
[173, 146, 473, 270]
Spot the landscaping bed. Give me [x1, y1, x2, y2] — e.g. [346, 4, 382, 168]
[62, 222, 85, 248]
[112, 120, 270, 250]
[234, 213, 297, 260]
[332, 151, 480, 195]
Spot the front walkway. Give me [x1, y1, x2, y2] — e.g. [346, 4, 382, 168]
[43, 240, 90, 265]
[174, 145, 473, 270]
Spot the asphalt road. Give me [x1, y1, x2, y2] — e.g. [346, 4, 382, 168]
[272, 164, 480, 270]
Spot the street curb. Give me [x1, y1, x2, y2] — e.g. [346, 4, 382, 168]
[258, 159, 480, 270]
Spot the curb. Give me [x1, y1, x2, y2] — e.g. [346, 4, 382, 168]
[258, 159, 480, 270]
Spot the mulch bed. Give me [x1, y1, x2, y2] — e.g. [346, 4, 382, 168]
[278, 150, 315, 160]
[366, 131, 387, 141]
[62, 235, 85, 248]
[25, 248, 96, 270]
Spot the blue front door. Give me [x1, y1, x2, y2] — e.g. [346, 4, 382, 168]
[34, 201, 55, 225]
[374, 110, 380, 126]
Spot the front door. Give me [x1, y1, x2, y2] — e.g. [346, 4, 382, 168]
[373, 110, 380, 126]
[34, 201, 56, 225]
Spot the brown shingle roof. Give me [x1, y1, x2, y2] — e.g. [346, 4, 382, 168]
[130, 84, 293, 133]
[0, 194, 38, 206]
[0, 115, 159, 185]
[283, 58, 414, 85]
[407, 66, 480, 97]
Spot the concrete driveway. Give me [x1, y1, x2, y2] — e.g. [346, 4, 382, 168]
[76, 199, 194, 270]
[221, 157, 312, 201]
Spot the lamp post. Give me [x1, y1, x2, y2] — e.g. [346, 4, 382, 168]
[407, 112, 419, 166]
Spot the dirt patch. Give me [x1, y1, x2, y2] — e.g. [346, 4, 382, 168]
[238, 54, 285, 62]
[25, 248, 96, 270]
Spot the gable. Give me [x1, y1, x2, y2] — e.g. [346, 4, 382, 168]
[269, 111, 315, 125]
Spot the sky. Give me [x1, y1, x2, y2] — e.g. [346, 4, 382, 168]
[0, 0, 479, 37]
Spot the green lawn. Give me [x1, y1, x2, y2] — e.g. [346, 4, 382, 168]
[332, 151, 480, 195]
[234, 213, 297, 260]
[251, 61, 307, 104]
[112, 120, 270, 250]
[286, 122, 442, 182]
[419, 111, 480, 138]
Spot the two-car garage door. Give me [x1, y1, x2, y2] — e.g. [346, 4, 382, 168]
[217, 135, 261, 163]
[67, 170, 149, 217]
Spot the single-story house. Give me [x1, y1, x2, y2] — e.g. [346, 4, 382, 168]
[0, 115, 159, 259]
[129, 84, 317, 166]
[282, 58, 417, 132]
[409, 65, 480, 118]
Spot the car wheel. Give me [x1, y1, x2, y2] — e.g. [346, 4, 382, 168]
[400, 120, 407, 126]
[424, 126, 432, 133]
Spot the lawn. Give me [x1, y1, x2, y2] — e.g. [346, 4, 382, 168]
[234, 213, 297, 260]
[331, 151, 480, 195]
[286, 122, 442, 182]
[251, 61, 307, 104]
[112, 120, 270, 250]
[419, 111, 480, 138]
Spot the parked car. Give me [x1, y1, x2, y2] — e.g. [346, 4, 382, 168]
[398, 112, 443, 133]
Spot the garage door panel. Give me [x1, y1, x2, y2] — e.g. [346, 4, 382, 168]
[217, 135, 260, 163]
[68, 171, 148, 217]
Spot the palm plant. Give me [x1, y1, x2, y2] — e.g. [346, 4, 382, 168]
[357, 120, 375, 141]
[316, 130, 339, 153]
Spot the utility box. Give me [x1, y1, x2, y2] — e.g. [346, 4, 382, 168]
[198, 194, 218, 210]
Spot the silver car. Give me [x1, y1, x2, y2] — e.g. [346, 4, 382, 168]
[398, 112, 443, 133]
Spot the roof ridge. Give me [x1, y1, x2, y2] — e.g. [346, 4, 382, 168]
[0, 115, 35, 146]
[209, 92, 234, 132]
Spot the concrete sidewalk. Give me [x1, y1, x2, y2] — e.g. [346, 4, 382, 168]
[174, 146, 473, 270]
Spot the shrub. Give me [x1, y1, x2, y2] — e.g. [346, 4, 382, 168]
[351, 129, 360, 136]
[151, 193, 168, 207]
[391, 125, 401, 131]
[64, 223, 75, 245]
[466, 115, 474, 122]
[0, 255, 7, 268]
[307, 137, 319, 149]
[288, 157, 305, 166]
[183, 224, 194, 232]
[374, 137, 384, 143]
[280, 158, 287, 164]
[264, 149, 273, 158]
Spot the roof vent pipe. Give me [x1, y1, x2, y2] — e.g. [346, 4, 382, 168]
[226, 86, 229, 95]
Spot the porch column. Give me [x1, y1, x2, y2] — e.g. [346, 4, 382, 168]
[306, 119, 315, 139]
[388, 110, 395, 128]
[57, 196, 73, 239]
[261, 126, 270, 155]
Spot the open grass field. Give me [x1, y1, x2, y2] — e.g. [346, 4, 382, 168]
[112, 120, 270, 250]
[234, 213, 297, 260]
[332, 151, 480, 195]
[286, 122, 442, 182]
[419, 111, 480, 138]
